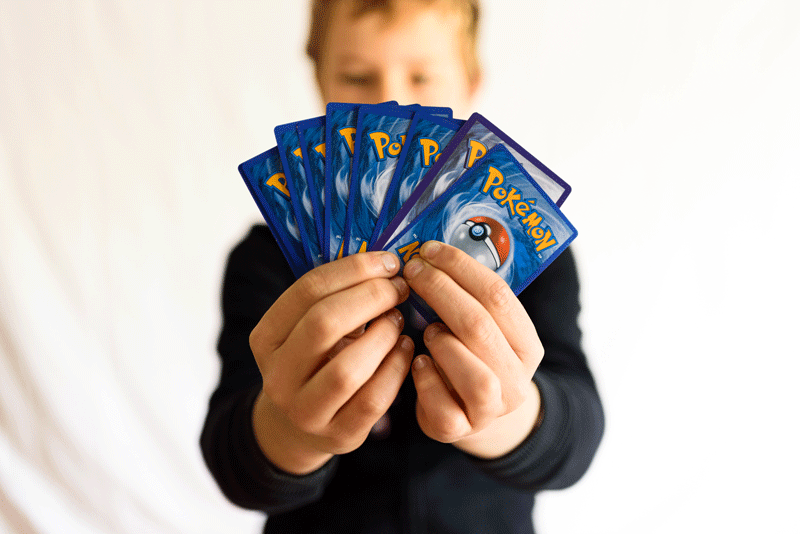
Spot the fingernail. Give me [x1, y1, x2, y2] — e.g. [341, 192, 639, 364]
[404, 258, 424, 279]
[401, 336, 413, 351]
[387, 309, 403, 328]
[382, 253, 398, 272]
[421, 241, 441, 258]
[413, 355, 427, 370]
[391, 276, 408, 295]
[424, 323, 441, 342]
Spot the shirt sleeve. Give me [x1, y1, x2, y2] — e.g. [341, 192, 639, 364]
[200, 225, 338, 514]
[464, 247, 605, 491]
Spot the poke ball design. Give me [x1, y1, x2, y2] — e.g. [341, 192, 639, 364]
[448, 216, 510, 271]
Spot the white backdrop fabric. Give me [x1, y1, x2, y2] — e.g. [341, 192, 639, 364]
[1, 1, 798, 533]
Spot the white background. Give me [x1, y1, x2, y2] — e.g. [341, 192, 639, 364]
[1, 1, 798, 532]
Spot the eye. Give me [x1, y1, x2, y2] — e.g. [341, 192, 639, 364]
[410, 73, 430, 86]
[339, 73, 374, 86]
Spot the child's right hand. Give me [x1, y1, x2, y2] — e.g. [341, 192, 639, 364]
[249, 251, 414, 475]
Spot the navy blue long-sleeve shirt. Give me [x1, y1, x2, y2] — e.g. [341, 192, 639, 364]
[201, 224, 603, 533]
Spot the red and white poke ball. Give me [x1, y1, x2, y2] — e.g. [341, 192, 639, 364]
[448, 216, 510, 271]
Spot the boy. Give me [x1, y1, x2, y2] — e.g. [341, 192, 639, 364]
[201, 1, 604, 532]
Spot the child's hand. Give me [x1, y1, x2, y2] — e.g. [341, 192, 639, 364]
[250, 251, 414, 475]
[404, 241, 545, 459]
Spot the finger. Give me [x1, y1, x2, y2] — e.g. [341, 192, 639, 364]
[423, 323, 508, 428]
[412, 354, 472, 443]
[345, 323, 367, 339]
[330, 335, 415, 440]
[403, 255, 509, 365]
[276, 275, 408, 388]
[253, 251, 400, 352]
[414, 241, 541, 368]
[291, 309, 405, 431]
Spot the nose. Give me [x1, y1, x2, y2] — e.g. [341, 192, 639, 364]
[375, 70, 411, 105]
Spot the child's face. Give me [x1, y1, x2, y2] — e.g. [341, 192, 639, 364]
[316, 0, 479, 117]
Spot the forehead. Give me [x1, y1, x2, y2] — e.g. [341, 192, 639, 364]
[323, 1, 466, 68]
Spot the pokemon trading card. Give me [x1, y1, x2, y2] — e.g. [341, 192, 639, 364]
[238, 147, 310, 278]
[275, 122, 324, 267]
[386, 145, 577, 323]
[404, 103, 453, 119]
[343, 104, 414, 256]
[324, 103, 362, 261]
[369, 114, 464, 250]
[380, 113, 573, 247]
[296, 116, 327, 248]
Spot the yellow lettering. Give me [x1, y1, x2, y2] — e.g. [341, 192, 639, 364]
[493, 187, 506, 200]
[388, 142, 402, 157]
[419, 138, 439, 167]
[314, 142, 326, 158]
[292, 147, 303, 159]
[482, 166, 504, 193]
[370, 131, 391, 160]
[534, 229, 557, 252]
[466, 139, 487, 168]
[516, 202, 530, 218]
[358, 241, 368, 253]
[266, 172, 290, 198]
[338, 127, 357, 156]
[397, 241, 421, 262]
[522, 212, 543, 229]
[498, 187, 522, 216]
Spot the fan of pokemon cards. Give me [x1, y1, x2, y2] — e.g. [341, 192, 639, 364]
[239, 102, 577, 322]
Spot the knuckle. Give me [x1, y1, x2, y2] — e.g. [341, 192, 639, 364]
[298, 269, 330, 303]
[432, 415, 468, 443]
[365, 278, 390, 303]
[421, 268, 449, 297]
[363, 278, 397, 309]
[306, 303, 343, 340]
[326, 361, 360, 394]
[357, 392, 390, 419]
[450, 247, 473, 272]
[285, 403, 321, 434]
[464, 313, 496, 347]
[471, 371, 502, 408]
[486, 276, 513, 312]
[356, 252, 382, 277]
[325, 422, 365, 453]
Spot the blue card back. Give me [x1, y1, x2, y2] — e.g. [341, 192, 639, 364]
[381, 113, 573, 246]
[275, 122, 324, 267]
[238, 147, 311, 278]
[386, 145, 577, 322]
[297, 116, 327, 249]
[343, 104, 414, 256]
[370, 113, 464, 250]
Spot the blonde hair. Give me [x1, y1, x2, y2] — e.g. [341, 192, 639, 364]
[306, 0, 481, 85]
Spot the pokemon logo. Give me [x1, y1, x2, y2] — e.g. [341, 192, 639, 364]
[314, 142, 326, 158]
[338, 127, 357, 156]
[465, 139, 487, 169]
[482, 166, 558, 252]
[419, 138, 442, 167]
[265, 171, 290, 199]
[396, 240, 422, 262]
[369, 131, 407, 160]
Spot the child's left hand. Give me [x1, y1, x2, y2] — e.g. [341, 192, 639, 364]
[403, 241, 545, 459]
